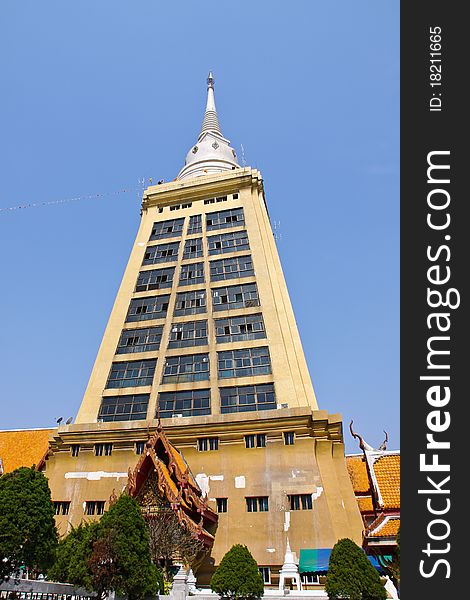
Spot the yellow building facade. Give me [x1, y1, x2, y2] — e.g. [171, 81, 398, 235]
[36, 74, 363, 586]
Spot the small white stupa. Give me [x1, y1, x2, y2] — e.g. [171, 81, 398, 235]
[278, 539, 301, 591]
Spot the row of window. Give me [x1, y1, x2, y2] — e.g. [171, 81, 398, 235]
[126, 283, 260, 322]
[54, 492, 311, 521]
[156, 194, 238, 216]
[98, 383, 277, 421]
[143, 230, 250, 265]
[106, 347, 272, 388]
[150, 208, 245, 241]
[67, 432, 295, 460]
[135, 255, 254, 291]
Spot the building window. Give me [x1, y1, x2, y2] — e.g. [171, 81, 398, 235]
[174, 290, 206, 316]
[150, 218, 184, 240]
[183, 238, 203, 260]
[220, 384, 276, 414]
[218, 347, 272, 379]
[116, 326, 163, 354]
[245, 434, 266, 449]
[71, 444, 80, 457]
[179, 262, 204, 286]
[126, 295, 170, 322]
[212, 284, 260, 311]
[197, 437, 219, 451]
[182, 202, 192, 209]
[259, 567, 271, 585]
[284, 432, 295, 445]
[288, 494, 313, 510]
[204, 196, 227, 205]
[216, 498, 228, 513]
[246, 497, 269, 512]
[168, 320, 208, 348]
[206, 208, 244, 230]
[98, 394, 150, 422]
[85, 501, 105, 516]
[215, 313, 266, 343]
[158, 389, 211, 418]
[53, 501, 70, 516]
[208, 230, 250, 256]
[106, 359, 156, 388]
[301, 574, 320, 585]
[135, 267, 174, 292]
[162, 354, 209, 384]
[233, 193, 239, 200]
[210, 255, 254, 282]
[170, 205, 181, 211]
[187, 214, 202, 235]
[135, 441, 145, 455]
[95, 443, 113, 457]
[142, 242, 180, 265]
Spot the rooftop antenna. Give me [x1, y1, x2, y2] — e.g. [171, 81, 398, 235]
[240, 144, 247, 167]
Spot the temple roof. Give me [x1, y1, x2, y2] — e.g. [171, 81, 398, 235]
[127, 425, 217, 546]
[0, 428, 53, 474]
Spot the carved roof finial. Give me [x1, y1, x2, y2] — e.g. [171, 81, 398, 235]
[349, 420, 374, 452]
[378, 430, 389, 451]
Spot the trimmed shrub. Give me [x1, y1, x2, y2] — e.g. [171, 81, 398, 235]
[211, 544, 264, 599]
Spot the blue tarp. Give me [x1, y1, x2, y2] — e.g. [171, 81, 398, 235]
[299, 549, 389, 574]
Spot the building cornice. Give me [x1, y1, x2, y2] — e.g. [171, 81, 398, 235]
[141, 168, 263, 210]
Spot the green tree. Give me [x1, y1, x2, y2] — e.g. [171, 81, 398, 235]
[210, 544, 264, 600]
[0, 467, 58, 579]
[325, 538, 386, 600]
[48, 521, 100, 589]
[97, 494, 162, 600]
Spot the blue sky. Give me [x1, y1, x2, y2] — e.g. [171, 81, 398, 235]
[0, 1, 399, 453]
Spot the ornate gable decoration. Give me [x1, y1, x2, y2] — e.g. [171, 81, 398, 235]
[126, 426, 217, 546]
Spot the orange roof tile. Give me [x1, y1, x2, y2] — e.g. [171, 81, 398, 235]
[346, 455, 370, 494]
[369, 517, 400, 538]
[0, 429, 54, 474]
[373, 454, 400, 509]
[357, 496, 374, 512]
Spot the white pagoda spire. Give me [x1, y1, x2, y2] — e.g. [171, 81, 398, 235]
[177, 72, 239, 180]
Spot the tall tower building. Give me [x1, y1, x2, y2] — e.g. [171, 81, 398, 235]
[43, 74, 363, 586]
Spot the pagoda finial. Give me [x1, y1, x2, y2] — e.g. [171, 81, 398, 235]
[200, 71, 221, 137]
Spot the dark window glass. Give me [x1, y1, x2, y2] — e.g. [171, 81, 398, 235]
[174, 290, 206, 316]
[162, 354, 209, 384]
[220, 384, 276, 414]
[98, 394, 150, 421]
[197, 437, 219, 451]
[135, 441, 145, 454]
[94, 444, 103, 456]
[179, 262, 204, 286]
[187, 214, 202, 235]
[245, 434, 266, 448]
[246, 496, 269, 512]
[183, 238, 203, 260]
[142, 242, 180, 265]
[216, 498, 228, 513]
[71, 445, 80, 457]
[168, 320, 208, 348]
[289, 494, 313, 510]
[53, 501, 70, 516]
[116, 326, 163, 354]
[212, 284, 260, 311]
[259, 567, 270, 584]
[215, 313, 266, 343]
[210, 255, 254, 282]
[284, 432, 295, 445]
[106, 360, 156, 388]
[206, 208, 244, 231]
[126, 295, 170, 322]
[150, 218, 184, 240]
[158, 389, 211, 418]
[208, 230, 250, 255]
[218, 347, 271, 379]
[135, 267, 174, 292]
